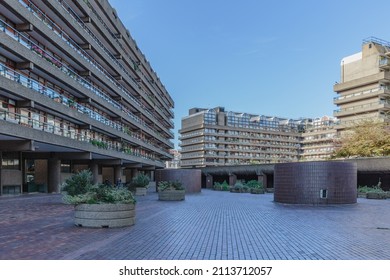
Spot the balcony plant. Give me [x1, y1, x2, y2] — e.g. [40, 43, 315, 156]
[62, 170, 136, 228]
[127, 173, 150, 196]
[158, 180, 185, 201]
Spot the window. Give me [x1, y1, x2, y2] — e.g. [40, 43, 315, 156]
[320, 189, 328, 199]
[1, 152, 20, 170]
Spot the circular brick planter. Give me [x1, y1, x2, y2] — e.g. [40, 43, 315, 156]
[135, 187, 147, 196]
[74, 203, 136, 228]
[158, 190, 185, 201]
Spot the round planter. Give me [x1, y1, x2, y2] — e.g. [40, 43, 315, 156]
[135, 187, 147, 196]
[158, 189, 185, 201]
[74, 203, 136, 228]
[250, 188, 265, 194]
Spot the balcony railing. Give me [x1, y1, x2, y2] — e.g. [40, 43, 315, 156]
[333, 87, 385, 102]
[54, 0, 173, 122]
[0, 109, 163, 163]
[18, 0, 174, 129]
[334, 100, 390, 114]
[0, 20, 176, 144]
[0, 63, 171, 157]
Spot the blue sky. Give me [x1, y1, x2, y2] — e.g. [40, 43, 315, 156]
[108, 0, 390, 149]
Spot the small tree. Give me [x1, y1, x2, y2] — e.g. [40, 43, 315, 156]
[332, 119, 390, 158]
[128, 173, 150, 190]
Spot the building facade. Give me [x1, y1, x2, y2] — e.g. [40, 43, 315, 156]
[301, 116, 337, 161]
[333, 37, 390, 131]
[180, 107, 306, 167]
[0, 0, 174, 195]
[180, 107, 337, 167]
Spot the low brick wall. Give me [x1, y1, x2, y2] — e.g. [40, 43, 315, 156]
[274, 161, 357, 205]
[155, 169, 201, 193]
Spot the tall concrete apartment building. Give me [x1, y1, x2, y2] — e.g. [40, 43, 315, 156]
[333, 37, 390, 130]
[0, 0, 174, 195]
[179, 107, 336, 167]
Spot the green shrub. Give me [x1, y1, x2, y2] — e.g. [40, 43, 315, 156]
[158, 180, 184, 191]
[357, 185, 385, 194]
[221, 180, 229, 191]
[63, 184, 136, 205]
[245, 180, 264, 189]
[127, 173, 150, 190]
[62, 170, 136, 205]
[61, 170, 92, 196]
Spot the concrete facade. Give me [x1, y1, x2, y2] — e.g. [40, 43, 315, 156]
[180, 107, 337, 168]
[334, 37, 390, 131]
[0, 0, 174, 195]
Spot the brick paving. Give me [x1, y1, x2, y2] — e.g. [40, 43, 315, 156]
[0, 189, 389, 260]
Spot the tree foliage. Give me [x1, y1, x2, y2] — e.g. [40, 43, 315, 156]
[332, 120, 390, 158]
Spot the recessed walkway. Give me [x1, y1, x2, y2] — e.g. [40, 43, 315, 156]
[0, 189, 389, 260]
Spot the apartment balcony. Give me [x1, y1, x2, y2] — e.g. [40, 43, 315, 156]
[333, 101, 390, 117]
[333, 87, 384, 105]
[379, 57, 390, 70]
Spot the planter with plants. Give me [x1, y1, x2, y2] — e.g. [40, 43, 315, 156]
[158, 180, 185, 201]
[127, 173, 150, 196]
[213, 180, 230, 191]
[246, 180, 265, 194]
[230, 181, 246, 193]
[357, 185, 387, 199]
[62, 170, 136, 228]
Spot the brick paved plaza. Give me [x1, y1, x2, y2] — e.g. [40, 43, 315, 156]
[0, 189, 389, 260]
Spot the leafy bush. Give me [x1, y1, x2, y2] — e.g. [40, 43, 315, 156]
[221, 180, 229, 191]
[61, 170, 93, 196]
[245, 180, 264, 189]
[62, 171, 136, 205]
[63, 184, 136, 205]
[158, 180, 184, 191]
[357, 185, 385, 194]
[127, 173, 150, 190]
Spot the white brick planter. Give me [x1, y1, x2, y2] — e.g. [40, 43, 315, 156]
[74, 203, 136, 228]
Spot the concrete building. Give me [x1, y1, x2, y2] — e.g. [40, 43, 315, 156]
[0, 0, 174, 195]
[301, 116, 337, 161]
[180, 107, 310, 168]
[165, 149, 181, 169]
[333, 37, 390, 131]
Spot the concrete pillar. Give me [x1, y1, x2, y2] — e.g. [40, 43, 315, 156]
[257, 174, 264, 187]
[48, 159, 61, 193]
[263, 173, 268, 189]
[114, 165, 122, 186]
[229, 173, 237, 186]
[89, 161, 99, 185]
[206, 174, 213, 189]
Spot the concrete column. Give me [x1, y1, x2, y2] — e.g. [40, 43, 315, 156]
[206, 174, 213, 189]
[89, 161, 99, 185]
[263, 173, 268, 189]
[257, 174, 264, 187]
[229, 173, 237, 186]
[48, 159, 61, 193]
[114, 165, 122, 186]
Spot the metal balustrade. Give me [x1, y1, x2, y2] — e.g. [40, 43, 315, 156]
[0, 20, 171, 139]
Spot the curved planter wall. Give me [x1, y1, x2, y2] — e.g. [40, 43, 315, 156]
[274, 161, 357, 205]
[74, 203, 136, 228]
[158, 190, 185, 201]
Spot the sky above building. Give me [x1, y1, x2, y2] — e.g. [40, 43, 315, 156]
[108, 0, 390, 149]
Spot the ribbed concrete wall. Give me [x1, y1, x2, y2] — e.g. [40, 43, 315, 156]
[274, 161, 357, 204]
[155, 169, 201, 193]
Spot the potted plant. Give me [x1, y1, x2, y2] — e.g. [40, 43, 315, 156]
[62, 170, 136, 228]
[127, 173, 150, 196]
[158, 180, 185, 201]
[230, 181, 244, 193]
